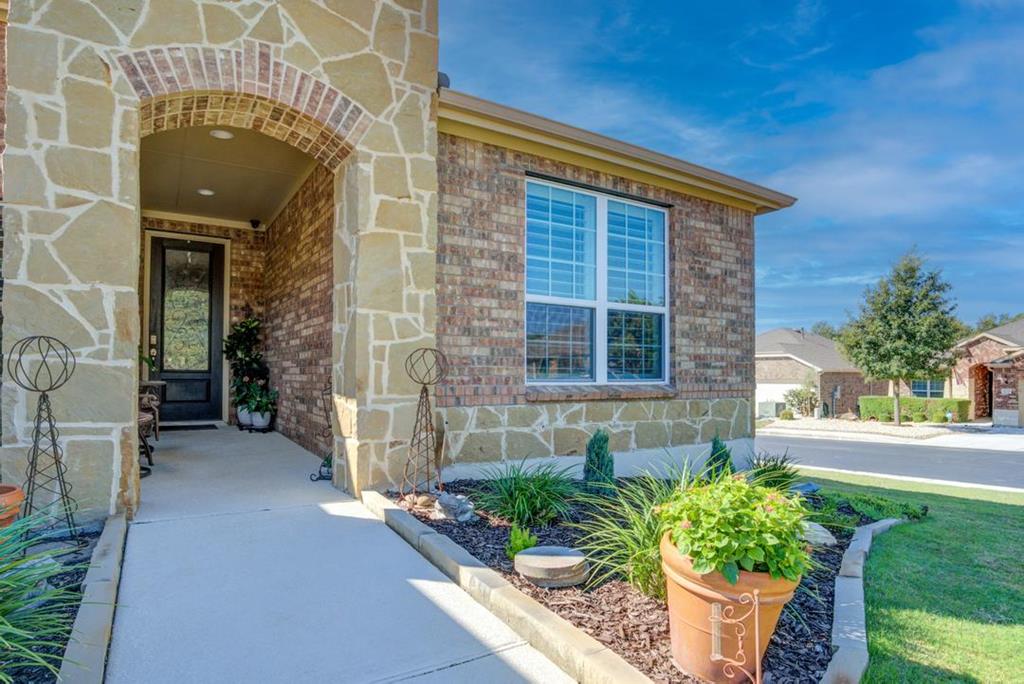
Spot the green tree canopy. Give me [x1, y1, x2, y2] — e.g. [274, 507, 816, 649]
[810, 320, 840, 339]
[838, 252, 961, 425]
[971, 312, 1024, 335]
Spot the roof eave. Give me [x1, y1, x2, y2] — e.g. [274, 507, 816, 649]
[437, 89, 797, 215]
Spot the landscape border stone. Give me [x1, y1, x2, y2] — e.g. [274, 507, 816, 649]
[58, 513, 129, 683]
[820, 518, 904, 684]
[361, 490, 651, 684]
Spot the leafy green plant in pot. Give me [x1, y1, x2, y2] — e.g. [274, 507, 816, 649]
[246, 386, 278, 429]
[223, 317, 269, 426]
[658, 474, 811, 682]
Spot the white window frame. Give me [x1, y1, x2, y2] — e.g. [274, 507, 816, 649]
[524, 179, 671, 385]
[910, 378, 944, 398]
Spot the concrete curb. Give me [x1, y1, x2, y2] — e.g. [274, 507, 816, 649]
[820, 518, 904, 684]
[58, 513, 129, 683]
[361, 491, 651, 684]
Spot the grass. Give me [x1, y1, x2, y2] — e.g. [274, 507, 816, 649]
[798, 469, 1024, 683]
[471, 460, 576, 527]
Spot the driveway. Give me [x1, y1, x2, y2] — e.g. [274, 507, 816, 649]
[106, 427, 569, 683]
[755, 434, 1024, 490]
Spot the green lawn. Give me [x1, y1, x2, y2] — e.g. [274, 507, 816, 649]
[799, 470, 1024, 683]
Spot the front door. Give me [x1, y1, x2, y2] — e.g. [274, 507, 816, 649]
[148, 237, 225, 421]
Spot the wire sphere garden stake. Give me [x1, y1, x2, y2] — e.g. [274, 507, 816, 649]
[7, 336, 81, 544]
[400, 348, 448, 499]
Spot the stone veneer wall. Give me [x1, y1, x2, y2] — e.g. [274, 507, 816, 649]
[2, 0, 439, 517]
[263, 165, 333, 457]
[435, 133, 755, 463]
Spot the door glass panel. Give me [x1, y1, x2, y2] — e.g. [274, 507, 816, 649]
[162, 248, 211, 371]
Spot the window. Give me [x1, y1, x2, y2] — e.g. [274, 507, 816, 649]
[911, 379, 944, 398]
[525, 180, 669, 384]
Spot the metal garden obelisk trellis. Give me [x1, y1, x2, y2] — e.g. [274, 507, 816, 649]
[8, 335, 80, 541]
[400, 348, 448, 496]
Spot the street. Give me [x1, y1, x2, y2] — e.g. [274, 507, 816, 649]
[754, 434, 1024, 490]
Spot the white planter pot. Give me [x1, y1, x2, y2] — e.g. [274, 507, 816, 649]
[251, 411, 272, 429]
[236, 407, 253, 426]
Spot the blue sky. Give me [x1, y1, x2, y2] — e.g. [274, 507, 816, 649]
[439, 0, 1024, 332]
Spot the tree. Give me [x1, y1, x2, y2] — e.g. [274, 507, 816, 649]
[972, 312, 1024, 335]
[810, 321, 840, 340]
[838, 252, 961, 426]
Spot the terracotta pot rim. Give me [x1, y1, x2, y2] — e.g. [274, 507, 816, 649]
[660, 532, 800, 601]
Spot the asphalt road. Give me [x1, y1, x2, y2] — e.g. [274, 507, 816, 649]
[754, 435, 1024, 490]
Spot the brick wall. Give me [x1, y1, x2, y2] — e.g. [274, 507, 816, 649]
[755, 357, 816, 383]
[953, 336, 1013, 418]
[140, 216, 265, 325]
[436, 133, 756, 409]
[262, 165, 333, 457]
[818, 372, 889, 415]
[992, 357, 1023, 413]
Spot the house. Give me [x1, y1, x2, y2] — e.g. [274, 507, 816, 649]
[0, 1, 795, 521]
[952, 319, 1024, 426]
[755, 328, 888, 416]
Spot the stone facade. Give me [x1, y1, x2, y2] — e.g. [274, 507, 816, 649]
[263, 165, 333, 457]
[1, 0, 438, 518]
[435, 133, 755, 461]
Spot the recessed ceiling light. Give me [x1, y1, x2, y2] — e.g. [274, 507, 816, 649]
[209, 129, 234, 140]
[197, 188, 215, 197]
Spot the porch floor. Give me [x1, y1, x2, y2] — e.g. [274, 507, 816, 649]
[106, 427, 569, 683]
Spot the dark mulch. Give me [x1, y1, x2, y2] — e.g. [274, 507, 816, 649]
[9, 530, 101, 684]
[395, 481, 856, 684]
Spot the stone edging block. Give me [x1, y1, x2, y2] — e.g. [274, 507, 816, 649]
[820, 518, 904, 684]
[361, 491, 651, 684]
[58, 514, 129, 684]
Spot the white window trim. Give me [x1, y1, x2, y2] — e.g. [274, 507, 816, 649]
[524, 178, 671, 385]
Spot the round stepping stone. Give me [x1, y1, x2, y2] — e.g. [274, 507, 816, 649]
[514, 546, 589, 588]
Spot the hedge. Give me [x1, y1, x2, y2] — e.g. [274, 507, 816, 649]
[858, 396, 970, 422]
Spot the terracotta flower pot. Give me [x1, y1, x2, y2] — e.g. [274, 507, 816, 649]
[0, 484, 25, 528]
[660, 533, 799, 683]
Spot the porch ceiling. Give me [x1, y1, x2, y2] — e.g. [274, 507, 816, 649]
[141, 125, 318, 226]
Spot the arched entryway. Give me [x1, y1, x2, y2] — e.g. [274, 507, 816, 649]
[1, 0, 439, 524]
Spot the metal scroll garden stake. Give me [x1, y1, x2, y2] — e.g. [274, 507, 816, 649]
[709, 589, 762, 684]
[400, 348, 448, 496]
[7, 336, 80, 542]
[310, 384, 334, 482]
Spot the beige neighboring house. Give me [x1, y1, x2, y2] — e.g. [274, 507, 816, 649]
[952, 319, 1024, 426]
[0, 1, 796, 522]
[755, 328, 888, 417]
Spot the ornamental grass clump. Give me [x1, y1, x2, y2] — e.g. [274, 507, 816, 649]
[473, 460, 576, 527]
[660, 475, 810, 584]
[574, 466, 697, 599]
[748, 450, 800, 491]
[0, 514, 85, 683]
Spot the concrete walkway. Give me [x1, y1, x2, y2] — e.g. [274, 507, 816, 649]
[106, 427, 570, 683]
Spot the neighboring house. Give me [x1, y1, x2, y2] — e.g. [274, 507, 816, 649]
[755, 329, 888, 416]
[952, 319, 1024, 426]
[0, 1, 795, 521]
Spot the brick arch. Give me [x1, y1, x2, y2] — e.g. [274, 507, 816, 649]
[116, 40, 369, 171]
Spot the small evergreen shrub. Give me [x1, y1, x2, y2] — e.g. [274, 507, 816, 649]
[703, 434, 734, 480]
[912, 412, 927, 423]
[583, 429, 614, 493]
[930, 409, 948, 423]
[779, 409, 795, 420]
[505, 524, 539, 560]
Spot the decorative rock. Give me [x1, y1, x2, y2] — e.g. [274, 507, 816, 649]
[514, 546, 589, 588]
[791, 481, 821, 496]
[801, 521, 837, 547]
[431, 492, 478, 523]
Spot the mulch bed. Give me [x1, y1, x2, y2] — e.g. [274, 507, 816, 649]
[10, 529, 102, 684]
[395, 481, 861, 684]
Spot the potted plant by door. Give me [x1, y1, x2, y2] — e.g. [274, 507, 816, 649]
[0, 482, 25, 529]
[224, 317, 269, 427]
[233, 378, 256, 426]
[247, 387, 278, 430]
[658, 475, 810, 682]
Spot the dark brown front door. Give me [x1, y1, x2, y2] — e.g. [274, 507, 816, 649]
[148, 237, 225, 421]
